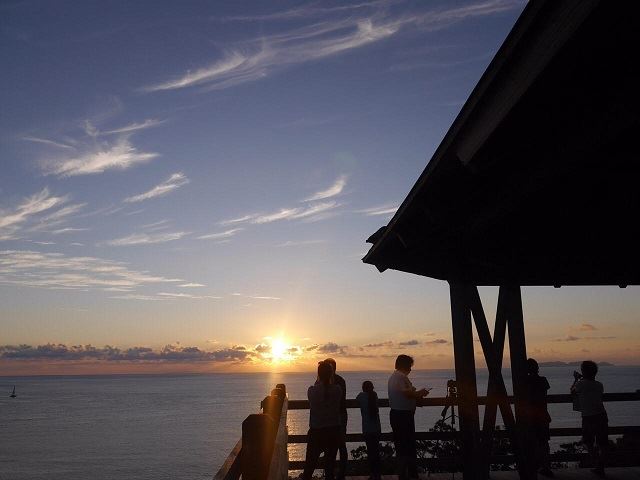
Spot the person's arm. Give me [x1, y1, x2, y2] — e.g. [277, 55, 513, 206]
[401, 384, 429, 399]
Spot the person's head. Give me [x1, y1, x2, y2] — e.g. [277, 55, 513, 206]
[324, 357, 337, 373]
[395, 354, 414, 374]
[526, 358, 539, 375]
[362, 380, 374, 393]
[581, 360, 598, 380]
[317, 360, 333, 385]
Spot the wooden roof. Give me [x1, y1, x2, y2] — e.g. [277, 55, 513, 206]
[363, 0, 640, 286]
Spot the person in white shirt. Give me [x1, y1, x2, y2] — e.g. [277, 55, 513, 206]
[571, 360, 608, 477]
[388, 355, 430, 480]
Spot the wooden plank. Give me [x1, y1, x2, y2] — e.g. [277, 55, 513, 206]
[287, 391, 640, 410]
[287, 426, 640, 444]
[213, 438, 242, 480]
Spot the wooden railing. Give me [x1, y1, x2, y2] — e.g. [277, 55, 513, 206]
[214, 388, 640, 477]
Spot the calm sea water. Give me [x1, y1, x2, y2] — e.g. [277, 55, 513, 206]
[1, 367, 638, 480]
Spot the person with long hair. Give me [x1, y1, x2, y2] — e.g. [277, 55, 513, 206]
[356, 380, 382, 480]
[302, 360, 342, 480]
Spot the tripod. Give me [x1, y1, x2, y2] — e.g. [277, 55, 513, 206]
[428, 384, 458, 480]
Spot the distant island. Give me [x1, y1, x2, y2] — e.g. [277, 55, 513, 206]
[539, 361, 615, 367]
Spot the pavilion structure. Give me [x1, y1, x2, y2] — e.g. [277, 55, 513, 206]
[362, 1, 639, 479]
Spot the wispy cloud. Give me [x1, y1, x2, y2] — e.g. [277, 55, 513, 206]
[219, 214, 256, 226]
[219, 1, 389, 22]
[0, 250, 182, 291]
[305, 175, 347, 201]
[196, 228, 242, 240]
[357, 203, 399, 216]
[0, 188, 68, 240]
[50, 227, 89, 235]
[179, 283, 205, 288]
[145, 1, 519, 92]
[102, 118, 165, 135]
[104, 231, 189, 247]
[157, 292, 222, 299]
[22, 136, 75, 150]
[124, 172, 189, 203]
[253, 201, 339, 224]
[275, 239, 326, 247]
[42, 137, 159, 177]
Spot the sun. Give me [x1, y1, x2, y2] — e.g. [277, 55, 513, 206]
[270, 338, 290, 363]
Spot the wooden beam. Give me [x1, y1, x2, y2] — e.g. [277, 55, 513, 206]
[469, 286, 521, 479]
[450, 283, 481, 480]
[505, 285, 532, 480]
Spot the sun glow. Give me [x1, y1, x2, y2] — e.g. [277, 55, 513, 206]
[269, 337, 296, 364]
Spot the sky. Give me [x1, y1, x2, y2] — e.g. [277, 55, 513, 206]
[1, 0, 638, 375]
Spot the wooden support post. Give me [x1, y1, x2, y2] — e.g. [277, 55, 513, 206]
[449, 283, 481, 480]
[505, 285, 533, 480]
[468, 286, 519, 478]
[241, 414, 277, 480]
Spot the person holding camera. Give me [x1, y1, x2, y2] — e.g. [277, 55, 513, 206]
[571, 360, 608, 477]
[388, 354, 430, 480]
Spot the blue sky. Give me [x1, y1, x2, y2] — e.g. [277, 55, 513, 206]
[2, 0, 637, 373]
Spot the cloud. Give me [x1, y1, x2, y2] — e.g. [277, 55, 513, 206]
[0, 188, 69, 240]
[0, 250, 182, 291]
[104, 231, 188, 246]
[102, 119, 165, 135]
[426, 338, 449, 345]
[249, 296, 280, 300]
[305, 175, 347, 201]
[579, 324, 597, 331]
[157, 292, 221, 300]
[42, 137, 158, 177]
[555, 335, 581, 342]
[317, 342, 345, 354]
[398, 339, 420, 346]
[179, 283, 205, 288]
[219, 214, 256, 226]
[0, 343, 256, 363]
[196, 228, 242, 240]
[274, 239, 326, 247]
[253, 201, 339, 224]
[124, 172, 189, 203]
[357, 203, 399, 216]
[254, 343, 270, 353]
[22, 136, 75, 150]
[362, 341, 394, 348]
[50, 227, 89, 235]
[145, 1, 519, 92]
[220, 1, 389, 22]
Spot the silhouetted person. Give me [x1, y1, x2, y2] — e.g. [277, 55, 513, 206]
[388, 354, 429, 480]
[571, 360, 608, 477]
[525, 358, 553, 477]
[356, 380, 382, 480]
[325, 357, 348, 479]
[303, 360, 342, 480]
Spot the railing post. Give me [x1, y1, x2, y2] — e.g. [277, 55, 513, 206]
[242, 414, 277, 480]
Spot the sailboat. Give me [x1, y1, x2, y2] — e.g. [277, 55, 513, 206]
[9, 386, 16, 398]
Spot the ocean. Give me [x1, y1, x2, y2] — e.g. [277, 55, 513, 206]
[1, 367, 638, 480]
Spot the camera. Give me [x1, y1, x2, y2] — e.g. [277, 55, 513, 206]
[446, 379, 458, 397]
[573, 370, 583, 381]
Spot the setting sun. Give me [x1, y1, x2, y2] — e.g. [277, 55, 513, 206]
[270, 338, 290, 362]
